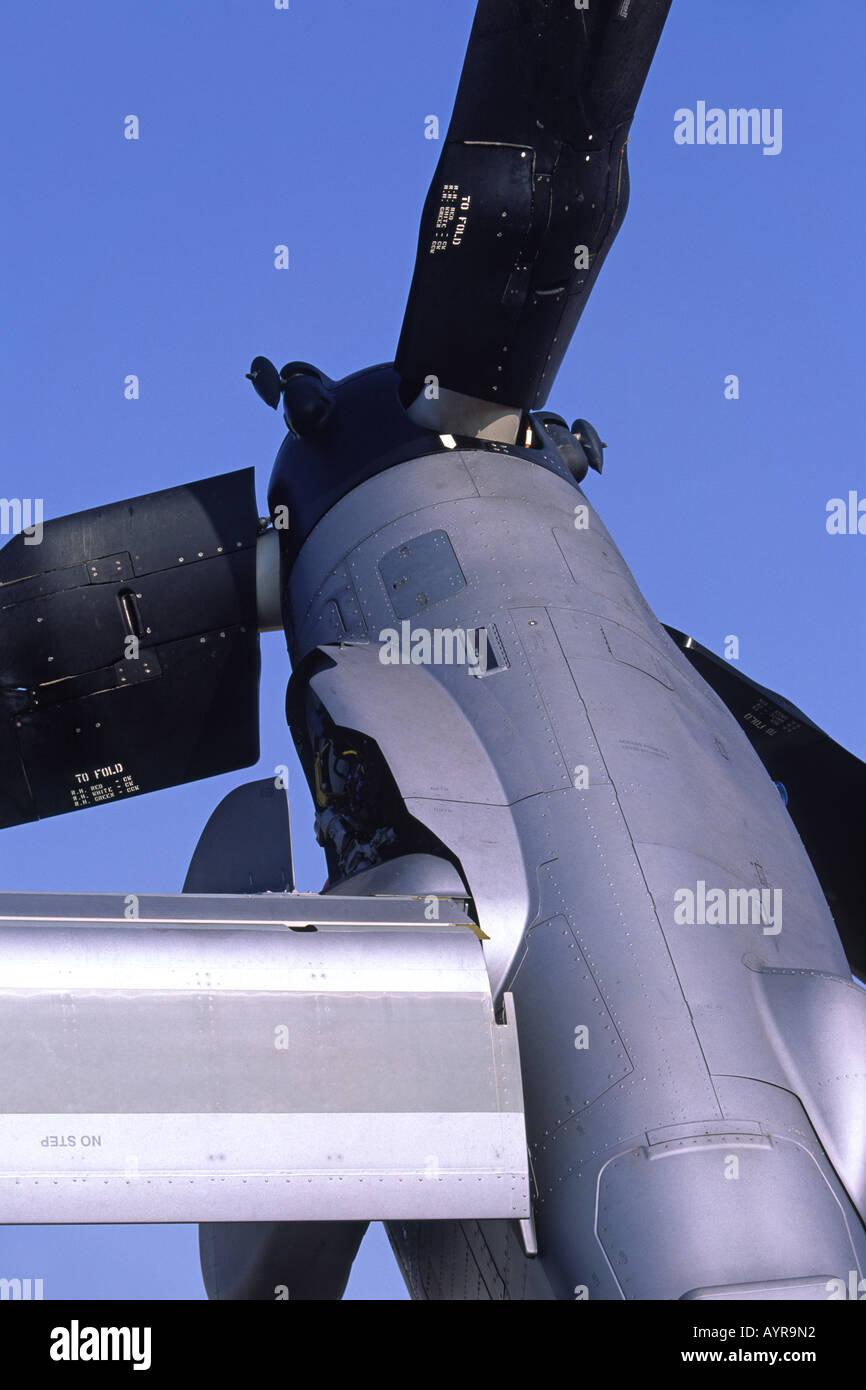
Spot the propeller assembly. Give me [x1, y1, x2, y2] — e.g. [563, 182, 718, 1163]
[248, 0, 668, 480]
[395, 0, 672, 412]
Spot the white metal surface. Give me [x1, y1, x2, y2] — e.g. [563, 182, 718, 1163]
[0, 891, 529, 1223]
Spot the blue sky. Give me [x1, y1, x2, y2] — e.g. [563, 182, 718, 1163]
[1, 0, 863, 1300]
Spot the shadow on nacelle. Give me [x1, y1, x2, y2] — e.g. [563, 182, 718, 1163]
[665, 626, 865, 981]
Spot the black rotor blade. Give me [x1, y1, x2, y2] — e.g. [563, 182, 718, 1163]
[396, 0, 672, 411]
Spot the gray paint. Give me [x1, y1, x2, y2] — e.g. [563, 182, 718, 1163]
[0, 890, 528, 1225]
[283, 447, 866, 1298]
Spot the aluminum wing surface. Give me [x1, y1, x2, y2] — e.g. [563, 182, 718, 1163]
[0, 470, 261, 828]
[665, 626, 866, 980]
[395, 0, 672, 410]
[0, 891, 528, 1224]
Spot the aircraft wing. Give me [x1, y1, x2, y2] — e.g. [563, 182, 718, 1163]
[0, 889, 528, 1224]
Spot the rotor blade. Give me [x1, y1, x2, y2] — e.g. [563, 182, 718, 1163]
[0, 471, 261, 827]
[396, 0, 672, 411]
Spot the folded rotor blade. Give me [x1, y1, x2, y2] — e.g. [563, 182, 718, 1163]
[396, 0, 672, 411]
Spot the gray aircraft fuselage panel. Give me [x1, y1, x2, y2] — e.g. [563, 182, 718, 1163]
[278, 443, 866, 1300]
